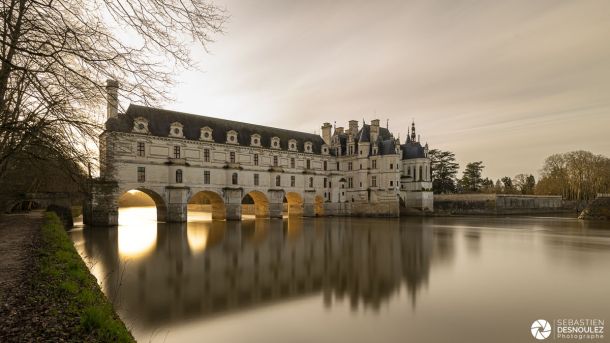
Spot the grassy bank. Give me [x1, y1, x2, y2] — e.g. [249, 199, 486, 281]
[37, 212, 135, 342]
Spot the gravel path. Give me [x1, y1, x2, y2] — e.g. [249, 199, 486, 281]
[0, 212, 43, 292]
[0, 211, 44, 341]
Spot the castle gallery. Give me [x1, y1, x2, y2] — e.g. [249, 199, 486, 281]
[85, 81, 433, 225]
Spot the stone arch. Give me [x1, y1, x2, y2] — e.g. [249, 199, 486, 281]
[242, 190, 269, 218]
[189, 190, 226, 220]
[284, 192, 303, 217]
[118, 188, 167, 222]
[314, 195, 324, 216]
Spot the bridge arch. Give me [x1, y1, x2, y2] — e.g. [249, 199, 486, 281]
[118, 188, 167, 222]
[284, 192, 304, 217]
[189, 190, 226, 220]
[242, 190, 270, 219]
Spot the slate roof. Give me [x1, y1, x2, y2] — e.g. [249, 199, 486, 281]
[106, 104, 327, 154]
[401, 141, 427, 159]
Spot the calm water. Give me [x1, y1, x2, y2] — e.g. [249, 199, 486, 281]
[70, 207, 610, 343]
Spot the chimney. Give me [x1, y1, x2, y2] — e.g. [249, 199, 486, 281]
[348, 120, 359, 136]
[321, 122, 332, 145]
[370, 119, 380, 142]
[106, 79, 119, 119]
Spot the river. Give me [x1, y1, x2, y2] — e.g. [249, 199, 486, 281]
[70, 207, 610, 343]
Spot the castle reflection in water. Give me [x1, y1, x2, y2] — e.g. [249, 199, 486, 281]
[72, 208, 457, 328]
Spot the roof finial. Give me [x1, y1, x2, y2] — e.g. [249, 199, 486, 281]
[386, 119, 389, 129]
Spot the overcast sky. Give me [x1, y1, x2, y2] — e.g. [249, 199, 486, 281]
[164, 0, 610, 180]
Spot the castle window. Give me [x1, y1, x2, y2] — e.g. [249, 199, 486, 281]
[336, 162, 340, 170]
[137, 167, 145, 182]
[137, 142, 145, 157]
[230, 151, 236, 163]
[133, 117, 149, 134]
[390, 180, 394, 187]
[174, 146, 181, 158]
[304, 141, 313, 153]
[309, 177, 314, 188]
[322, 147, 328, 154]
[251, 134, 261, 146]
[254, 154, 259, 166]
[200, 126, 213, 141]
[323, 161, 327, 170]
[390, 163, 394, 170]
[290, 158, 295, 169]
[372, 160, 377, 169]
[273, 156, 278, 167]
[291, 176, 295, 187]
[348, 178, 353, 188]
[306, 159, 311, 169]
[176, 169, 183, 183]
[348, 162, 352, 171]
[204, 149, 210, 162]
[271, 137, 280, 149]
[226, 130, 238, 144]
[372, 176, 377, 187]
[204, 170, 210, 184]
[254, 173, 260, 186]
[232, 173, 238, 185]
[169, 122, 184, 138]
[288, 139, 297, 151]
[419, 166, 423, 181]
[276, 175, 281, 187]
[324, 178, 327, 188]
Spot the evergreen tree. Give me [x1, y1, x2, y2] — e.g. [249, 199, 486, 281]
[459, 161, 485, 192]
[429, 149, 459, 194]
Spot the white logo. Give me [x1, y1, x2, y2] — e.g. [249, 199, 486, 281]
[532, 319, 552, 340]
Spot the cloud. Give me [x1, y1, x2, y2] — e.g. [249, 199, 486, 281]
[169, 0, 610, 179]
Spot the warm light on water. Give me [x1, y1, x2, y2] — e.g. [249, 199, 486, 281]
[117, 207, 157, 259]
[71, 210, 610, 343]
[187, 223, 209, 253]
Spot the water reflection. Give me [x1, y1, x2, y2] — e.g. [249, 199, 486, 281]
[71, 211, 610, 343]
[77, 214, 447, 329]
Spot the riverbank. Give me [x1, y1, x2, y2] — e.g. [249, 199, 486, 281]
[0, 212, 134, 342]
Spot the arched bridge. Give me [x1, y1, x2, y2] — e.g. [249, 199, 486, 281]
[84, 180, 326, 226]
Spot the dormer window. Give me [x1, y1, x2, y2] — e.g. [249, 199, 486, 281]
[372, 146, 378, 155]
[251, 134, 261, 147]
[200, 126, 213, 141]
[271, 137, 280, 149]
[226, 130, 238, 144]
[304, 141, 313, 153]
[322, 145, 329, 155]
[288, 139, 297, 151]
[132, 117, 149, 134]
[169, 122, 184, 138]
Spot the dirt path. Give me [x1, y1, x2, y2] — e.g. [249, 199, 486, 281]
[0, 211, 44, 340]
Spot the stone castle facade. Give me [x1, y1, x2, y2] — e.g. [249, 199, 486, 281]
[85, 81, 433, 225]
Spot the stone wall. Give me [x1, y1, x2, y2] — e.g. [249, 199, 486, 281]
[434, 194, 565, 215]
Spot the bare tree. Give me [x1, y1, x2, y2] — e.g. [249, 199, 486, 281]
[0, 0, 227, 180]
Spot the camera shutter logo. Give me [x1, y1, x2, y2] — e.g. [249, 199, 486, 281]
[531, 319, 552, 340]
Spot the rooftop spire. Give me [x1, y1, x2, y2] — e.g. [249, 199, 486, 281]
[411, 120, 416, 142]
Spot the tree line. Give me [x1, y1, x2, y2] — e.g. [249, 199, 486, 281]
[429, 149, 610, 200]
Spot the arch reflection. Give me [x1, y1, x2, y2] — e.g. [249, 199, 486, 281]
[80, 216, 451, 329]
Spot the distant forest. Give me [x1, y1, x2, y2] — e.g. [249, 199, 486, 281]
[430, 149, 610, 201]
